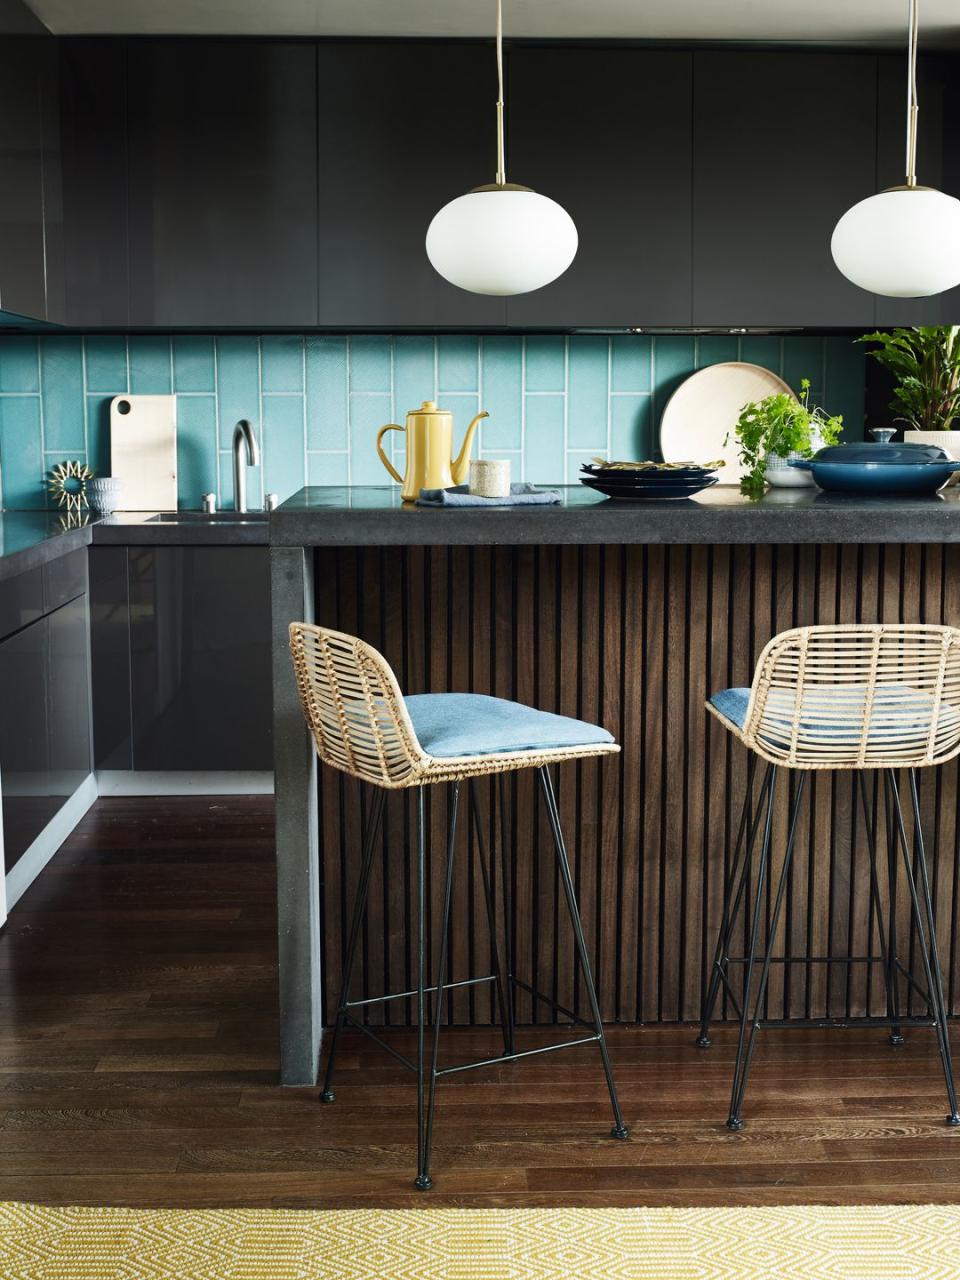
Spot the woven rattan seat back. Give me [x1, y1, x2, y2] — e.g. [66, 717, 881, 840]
[724, 623, 960, 770]
[289, 623, 430, 788]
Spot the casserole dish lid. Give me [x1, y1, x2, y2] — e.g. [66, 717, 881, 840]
[811, 441, 951, 466]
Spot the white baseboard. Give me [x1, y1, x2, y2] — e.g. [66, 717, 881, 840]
[4, 773, 98, 911]
[96, 771, 274, 796]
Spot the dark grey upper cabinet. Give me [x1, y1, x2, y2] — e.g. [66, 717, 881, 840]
[126, 40, 318, 327]
[0, 31, 62, 321]
[316, 43, 506, 328]
[59, 39, 130, 326]
[506, 49, 693, 328]
[692, 51, 879, 328]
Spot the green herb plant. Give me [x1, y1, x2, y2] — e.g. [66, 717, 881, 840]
[730, 379, 843, 497]
[859, 326, 960, 433]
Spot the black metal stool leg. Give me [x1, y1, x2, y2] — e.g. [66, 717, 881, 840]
[414, 786, 432, 1189]
[319, 785, 385, 1103]
[417, 781, 460, 1190]
[728, 771, 805, 1131]
[906, 770, 960, 1126]
[884, 775, 905, 1045]
[726, 765, 777, 1130]
[698, 756, 768, 1047]
[888, 770, 960, 1126]
[856, 771, 900, 1045]
[538, 766, 629, 1140]
[470, 781, 512, 1057]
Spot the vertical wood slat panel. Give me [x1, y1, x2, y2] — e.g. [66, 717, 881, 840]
[314, 544, 960, 1027]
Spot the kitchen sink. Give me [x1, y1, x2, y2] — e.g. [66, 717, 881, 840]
[147, 511, 271, 523]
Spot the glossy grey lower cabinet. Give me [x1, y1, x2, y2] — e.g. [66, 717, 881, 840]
[0, 560, 91, 876]
[89, 546, 272, 773]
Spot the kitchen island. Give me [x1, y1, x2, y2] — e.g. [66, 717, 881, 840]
[273, 485, 960, 1084]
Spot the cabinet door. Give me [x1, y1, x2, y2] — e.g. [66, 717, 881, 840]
[46, 594, 93, 804]
[0, 617, 51, 874]
[127, 40, 318, 326]
[316, 43, 506, 327]
[506, 49, 693, 327]
[692, 51, 878, 328]
[59, 38, 130, 326]
[128, 547, 271, 771]
[0, 34, 52, 319]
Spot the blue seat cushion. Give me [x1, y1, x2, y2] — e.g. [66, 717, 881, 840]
[405, 693, 615, 759]
[709, 684, 959, 746]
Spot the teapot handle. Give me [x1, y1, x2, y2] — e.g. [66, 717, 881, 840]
[376, 425, 404, 485]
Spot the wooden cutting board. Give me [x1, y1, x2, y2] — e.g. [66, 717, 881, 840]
[109, 395, 178, 510]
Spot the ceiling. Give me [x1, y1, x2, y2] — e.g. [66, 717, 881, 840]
[21, 0, 960, 45]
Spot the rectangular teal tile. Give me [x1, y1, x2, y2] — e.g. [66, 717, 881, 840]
[308, 452, 349, 486]
[524, 395, 565, 483]
[568, 336, 608, 450]
[216, 336, 260, 449]
[40, 338, 85, 453]
[85, 336, 127, 393]
[128, 336, 172, 394]
[0, 337, 39, 392]
[350, 337, 391, 393]
[480, 337, 522, 450]
[261, 335, 304, 393]
[176, 395, 219, 508]
[739, 335, 781, 373]
[782, 336, 824, 396]
[440, 393, 481, 461]
[611, 336, 651, 393]
[262, 394, 304, 502]
[306, 337, 348, 450]
[652, 337, 695, 423]
[85, 396, 112, 479]
[696, 335, 740, 368]
[349, 394, 394, 485]
[437, 335, 478, 393]
[825, 337, 867, 441]
[0, 397, 43, 507]
[524, 336, 565, 392]
[393, 336, 435, 423]
[611, 395, 652, 461]
[173, 336, 216, 393]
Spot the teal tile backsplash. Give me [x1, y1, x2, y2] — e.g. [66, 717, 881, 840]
[0, 333, 866, 510]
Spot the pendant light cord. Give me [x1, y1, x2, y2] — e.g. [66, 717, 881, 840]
[906, 0, 919, 187]
[495, 0, 506, 186]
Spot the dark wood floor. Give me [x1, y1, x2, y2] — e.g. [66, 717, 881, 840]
[3, 796, 960, 1208]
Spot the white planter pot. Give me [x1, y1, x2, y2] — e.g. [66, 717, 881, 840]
[904, 430, 960, 485]
[764, 449, 814, 488]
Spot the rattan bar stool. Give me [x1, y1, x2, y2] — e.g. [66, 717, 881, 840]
[699, 623, 960, 1132]
[288, 622, 628, 1189]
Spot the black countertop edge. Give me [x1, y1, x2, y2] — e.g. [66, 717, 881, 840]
[0, 512, 269, 582]
[271, 486, 960, 547]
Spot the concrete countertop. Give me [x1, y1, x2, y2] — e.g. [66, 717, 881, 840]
[0, 510, 269, 581]
[272, 484, 960, 546]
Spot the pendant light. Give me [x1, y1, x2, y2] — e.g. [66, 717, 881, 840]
[831, 0, 960, 298]
[425, 0, 578, 296]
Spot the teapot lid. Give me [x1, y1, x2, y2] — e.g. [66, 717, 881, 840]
[408, 399, 449, 416]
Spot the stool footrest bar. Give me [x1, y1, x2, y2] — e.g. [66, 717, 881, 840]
[345, 975, 496, 1010]
[435, 1034, 602, 1077]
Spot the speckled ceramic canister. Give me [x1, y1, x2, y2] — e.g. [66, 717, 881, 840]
[468, 458, 511, 498]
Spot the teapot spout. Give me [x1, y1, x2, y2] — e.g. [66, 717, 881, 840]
[451, 411, 489, 485]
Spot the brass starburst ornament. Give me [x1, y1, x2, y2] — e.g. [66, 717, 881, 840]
[48, 460, 93, 514]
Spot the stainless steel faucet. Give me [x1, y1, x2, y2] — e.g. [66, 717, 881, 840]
[232, 419, 261, 513]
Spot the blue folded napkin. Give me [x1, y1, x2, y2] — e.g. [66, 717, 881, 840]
[417, 483, 561, 508]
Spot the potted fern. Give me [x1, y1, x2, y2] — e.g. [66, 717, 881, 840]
[859, 327, 960, 457]
[730, 379, 843, 497]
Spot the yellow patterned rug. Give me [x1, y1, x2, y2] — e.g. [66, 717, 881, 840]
[3, 1202, 960, 1279]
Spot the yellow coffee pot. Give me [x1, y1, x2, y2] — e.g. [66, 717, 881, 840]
[376, 401, 488, 502]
